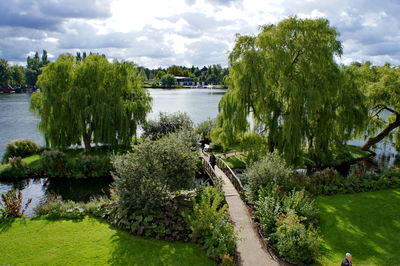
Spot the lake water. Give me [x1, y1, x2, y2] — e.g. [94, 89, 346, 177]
[0, 89, 225, 157]
[0, 88, 225, 216]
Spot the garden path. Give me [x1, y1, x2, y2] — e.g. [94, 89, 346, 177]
[201, 153, 283, 266]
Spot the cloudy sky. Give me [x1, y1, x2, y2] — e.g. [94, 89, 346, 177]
[0, 0, 399, 68]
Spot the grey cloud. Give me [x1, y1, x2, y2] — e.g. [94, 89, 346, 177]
[0, 0, 111, 30]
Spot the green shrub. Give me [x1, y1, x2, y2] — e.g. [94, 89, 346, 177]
[255, 186, 282, 236]
[110, 133, 199, 241]
[297, 166, 400, 196]
[2, 140, 39, 164]
[142, 112, 194, 140]
[196, 118, 216, 143]
[35, 195, 110, 219]
[272, 210, 321, 264]
[282, 189, 318, 225]
[108, 191, 193, 241]
[72, 155, 112, 178]
[41, 150, 71, 178]
[1, 189, 32, 218]
[185, 187, 236, 260]
[245, 152, 294, 202]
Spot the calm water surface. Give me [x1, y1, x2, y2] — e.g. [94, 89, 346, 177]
[0, 88, 225, 215]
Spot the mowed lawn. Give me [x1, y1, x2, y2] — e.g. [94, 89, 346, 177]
[0, 217, 214, 266]
[316, 189, 400, 265]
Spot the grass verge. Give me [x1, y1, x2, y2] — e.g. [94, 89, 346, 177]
[316, 189, 400, 265]
[0, 217, 214, 266]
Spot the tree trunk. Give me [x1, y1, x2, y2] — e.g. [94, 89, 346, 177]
[83, 131, 92, 152]
[361, 113, 400, 151]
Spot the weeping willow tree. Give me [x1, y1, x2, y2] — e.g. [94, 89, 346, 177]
[347, 62, 400, 151]
[30, 54, 152, 151]
[215, 17, 367, 165]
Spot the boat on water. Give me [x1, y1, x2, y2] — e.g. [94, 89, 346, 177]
[1, 86, 15, 94]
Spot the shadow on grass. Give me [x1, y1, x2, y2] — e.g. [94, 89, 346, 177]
[317, 189, 400, 265]
[0, 218, 15, 233]
[105, 222, 214, 266]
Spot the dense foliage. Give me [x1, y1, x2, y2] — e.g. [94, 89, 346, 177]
[214, 17, 367, 166]
[244, 152, 293, 202]
[160, 74, 176, 87]
[41, 150, 112, 179]
[185, 187, 236, 260]
[142, 112, 194, 140]
[196, 118, 216, 144]
[35, 195, 109, 219]
[346, 62, 400, 151]
[272, 210, 320, 264]
[30, 54, 152, 151]
[110, 133, 198, 240]
[2, 139, 40, 164]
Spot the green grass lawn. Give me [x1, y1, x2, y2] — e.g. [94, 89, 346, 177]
[0, 217, 214, 266]
[221, 154, 247, 169]
[316, 189, 400, 265]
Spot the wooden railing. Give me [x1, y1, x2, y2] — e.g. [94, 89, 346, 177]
[216, 158, 245, 197]
[201, 155, 222, 189]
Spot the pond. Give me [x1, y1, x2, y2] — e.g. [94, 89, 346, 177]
[0, 88, 225, 216]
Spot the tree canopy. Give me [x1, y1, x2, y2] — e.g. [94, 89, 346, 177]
[214, 17, 367, 165]
[30, 54, 152, 151]
[346, 62, 400, 151]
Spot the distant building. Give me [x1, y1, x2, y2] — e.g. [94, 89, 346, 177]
[174, 76, 208, 87]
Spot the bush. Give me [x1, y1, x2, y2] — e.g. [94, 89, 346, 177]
[185, 187, 236, 260]
[35, 195, 110, 219]
[196, 118, 216, 143]
[254, 185, 319, 264]
[297, 166, 400, 196]
[72, 155, 112, 178]
[110, 133, 199, 241]
[244, 152, 294, 202]
[0, 189, 32, 218]
[108, 191, 194, 241]
[2, 140, 39, 164]
[41, 150, 71, 178]
[142, 112, 194, 140]
[272, 210, 321, 264]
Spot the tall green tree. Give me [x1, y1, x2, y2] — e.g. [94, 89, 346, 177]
[30, 54, 152, 151]
[26, 50, 50, 87]
[215, 17, 367, 165]
[9, 65, 26, 87]
[160, 74, 176, 88]
[348, 62, 400, 151]
[0, 59, 10, 88]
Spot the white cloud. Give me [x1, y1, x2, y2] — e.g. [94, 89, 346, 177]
[0, 0, 399, 67]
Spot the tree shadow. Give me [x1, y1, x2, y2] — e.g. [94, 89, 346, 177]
[317, 189, 400, 265]
[106, 226, 214, 266]
[0, 217, 15, 233]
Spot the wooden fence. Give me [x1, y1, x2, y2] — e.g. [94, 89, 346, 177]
[216, 158, 245, 197]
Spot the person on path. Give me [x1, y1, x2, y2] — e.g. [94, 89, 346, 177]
[209, 153, 216, 169]
[200, 141, 206, 152]
[341, 253, 352, 266]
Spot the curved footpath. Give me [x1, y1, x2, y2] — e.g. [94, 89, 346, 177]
[202, 152, 283, 266]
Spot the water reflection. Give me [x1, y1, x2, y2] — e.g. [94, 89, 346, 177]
[0, 177, 112, 217]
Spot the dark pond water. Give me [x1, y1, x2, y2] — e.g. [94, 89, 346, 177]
[0, 88, 225, 216]
[0, 177, 112, 216]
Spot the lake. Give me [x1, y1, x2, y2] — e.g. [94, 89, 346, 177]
[0, 88, 225, 215]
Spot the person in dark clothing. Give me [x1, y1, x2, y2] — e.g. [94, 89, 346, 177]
[200, 141, 206, 152]
[209, 153, 216, 169]
[341, 253, 352, 266]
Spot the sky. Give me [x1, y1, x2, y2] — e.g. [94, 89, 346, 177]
[0, 0, 399, 68]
